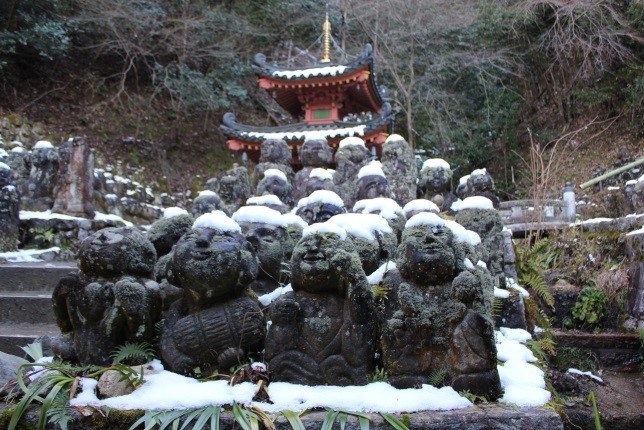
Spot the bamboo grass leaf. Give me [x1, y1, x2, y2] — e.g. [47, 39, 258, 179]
[339, 412, 348, 430]
[322, 409, 339, 430]
[358, 416, 371, 430]
[381, 413, 410, 430]
[281, 409, 306, 430]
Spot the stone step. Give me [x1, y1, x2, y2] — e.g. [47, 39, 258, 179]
[0, 323, 60, 357]
[0, 262, 76, 293]
[553, 329, 643, 371]
[0, 293, 55, 324]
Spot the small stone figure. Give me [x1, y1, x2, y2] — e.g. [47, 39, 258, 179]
[233, 206, 291, 295]
[266, 223, 378, 385]
[252, 139, 295, 190]
[296, 190, 346, 225]
[191, 190, 224, 217]
[246, 194, 288, 213]
[327, 213, 397, 275]
[379, 213, 501, 399]
[0, 162, 20, 252]
[23, 140, 59, 211]
[219, 166, 251, 216]
[293, 138, 333, 202]
[355, 161, 393, 202]
[417, 158, 458, 212]
[255, 169, 294, 209]
[381, 134, 417, 205]
[52, 137, 95, 218]
[51, 227, 161, 365]
[160, 212, 264, 375]
[4, 144, 29, 195]
[303, 168, 335, 197]
[333, 137, 370, 208]
[455, 175, 470, 200]
[465, 169, 500, 209]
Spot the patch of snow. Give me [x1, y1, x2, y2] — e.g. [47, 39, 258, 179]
[470, 168, 487, 177]
[11, 147, 24, 153]
[499, 327, 532, 343]
[384, 134, 406, 143]
[247, 194, 284, 207]
[247, 126, 367, 142]
[451, 196, 495, 212]
[273, 65, 347, 79]
[94, 212, 134, 227]
[463, 258, 475, 269]
[197, 190, 218, 197]
[33, 140, 54, 149]
[357, 161, 386, 179]
[309, 168, 333, 180]
[421, 158, 450, 171]
[0, 162, 10, 170]
[444, 220, 481, 246]
[567, 368, 604, 383]
[367, 260, 397, 285]
[494, 287, 510, 299]
[626, 226, 644, 236]
[505, 277, 529, 297]
[405, 212, 445, 229]
[0, 247, 61, 263]
[403, 199, 440, 216]
[328, 213, 392, 241]
[0, 149, 8, 158]
[192, 211, 241, 233]
[232, 206, 287, 227]
[20, 210, 84, 221]
[258, 284, 293, 306]
[353, 198, 403, 220]
[280, 213, 308, 229]
[297, 190, 345, 209]
[459, 175, 470, 185]
[163, 207, 189, 219]
[338, 136, 366, 149]
[496, 338, 537, 362]
[302, 222, 347, 241]
[477, 260, 487, 269]
[263, 169, 287, 182]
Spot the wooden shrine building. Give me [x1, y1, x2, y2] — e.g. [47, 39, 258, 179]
[220, 16, 394, 165]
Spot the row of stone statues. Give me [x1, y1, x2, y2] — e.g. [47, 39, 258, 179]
[51, 190, 506, 401]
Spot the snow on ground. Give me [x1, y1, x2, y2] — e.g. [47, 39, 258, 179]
[567, 368, 604, 383]
[0, 247, 61, 262]
[63, 322, 551, 413]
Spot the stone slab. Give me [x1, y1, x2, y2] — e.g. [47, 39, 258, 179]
[0, 263, 76, 293]
[1, 404, 564, 430]
[0, 293, 55, 324]
[553, 330, 642, 370]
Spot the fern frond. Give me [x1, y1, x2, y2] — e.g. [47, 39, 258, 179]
[110, 342, 156, 365]
[427, 368, 448, 387]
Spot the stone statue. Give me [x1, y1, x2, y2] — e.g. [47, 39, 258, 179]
[233, 206, 291, 295]
[327, 213, 397, 275]
[293, 138, 333, 202]
[51, 227, 161, 365]
[302, 168, 335, 198]
[255, 168, 294, 209]
[455, 175, 470, 200]
[295, 190, 346, 225]
[219, 166, 251, 216]
[402, 199, 440, 220]
[379, 213, 501, 399]
[355, 162, 393, 202]
[265, 224, 378, 385]
[465, 169, 500, 209]
[0, 162, 20, 252]
[160, 213, 265, 375]
[252, 139, 295, 190]
[52, 137, 95, 218]
[191, 190, 224, 217]
[333, 137, 370, 208]
[417, 159, 457, 212]
[381, 134, 417, 205]
[23, 140, 59, 211]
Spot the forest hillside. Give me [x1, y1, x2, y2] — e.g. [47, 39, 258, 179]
[0, 0, 642, 201]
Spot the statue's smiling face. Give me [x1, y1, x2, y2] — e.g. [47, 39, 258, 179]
[173, 228, 254, 300]
[399, 225, 456, 285]
[291, 234, 343, 293]
[243, 222, 285, 280]
[358, 174, 389, 200]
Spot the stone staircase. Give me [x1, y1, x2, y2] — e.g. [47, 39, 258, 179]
[0, 262, 75, 356]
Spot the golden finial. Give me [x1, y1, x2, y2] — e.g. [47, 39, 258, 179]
[321, 10, 331, 63]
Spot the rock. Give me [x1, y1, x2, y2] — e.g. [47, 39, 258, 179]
[0, 351, 28, 396]
[381, 134, 417, 205]
[550, 279, 581, 328]
[97, 369, 137, 398]
[52, 137, 95, 218]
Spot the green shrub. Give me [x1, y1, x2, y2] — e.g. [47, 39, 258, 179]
[567, 287, 609, 331]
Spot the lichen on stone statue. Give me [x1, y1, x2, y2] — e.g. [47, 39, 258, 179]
[51, 227, 161, 365]
[0, 162, 20, 252]
[293, 138, 334, 202]
[381, 134, 417, 205]
[265, 225, 378, 385]
[378, 214, 501, 399]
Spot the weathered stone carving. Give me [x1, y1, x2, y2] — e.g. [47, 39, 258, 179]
[0, 162, 20, 252]
[160, 213, 264, 375]
[381, 134, 417, 205]
[296, 190, 346, 225]
[233, 206, 291, 295]
[52, 137, 95, 218]
[219, 167, 251, 216]
[23, 140, 59, 211]
[417, 158, 457, 212]
[353, 197, 406, 243]
[252, 139, 295, 190]
[379, 213, 501, 399]
[465, 169, 500, 209]
[333, 137, 370, 208]
[51, 227, 161, 365]
[293, 138, 333, 202]
[256, 169, 294, 209]
[355, 162, 393, 202]
[266, 224, 378, 385]
[191, 190, 224, 217]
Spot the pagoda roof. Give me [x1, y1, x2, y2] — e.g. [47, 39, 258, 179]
[220, 103, 393, 145]
[253, 44, 385, 116]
